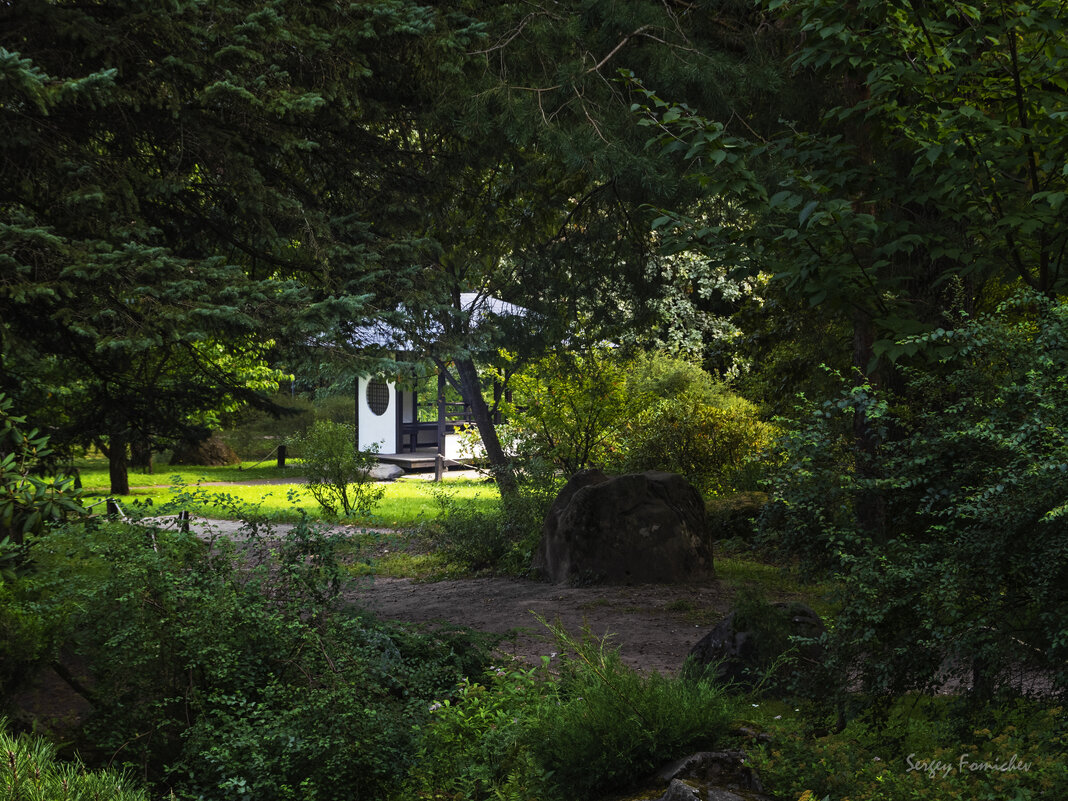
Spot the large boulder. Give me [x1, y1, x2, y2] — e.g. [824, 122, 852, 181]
[533, 470, 713, 585]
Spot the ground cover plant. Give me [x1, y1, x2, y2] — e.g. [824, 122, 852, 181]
[747, 696, 1068, 801]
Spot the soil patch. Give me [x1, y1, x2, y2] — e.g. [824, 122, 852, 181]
[352, 575, 736, 676]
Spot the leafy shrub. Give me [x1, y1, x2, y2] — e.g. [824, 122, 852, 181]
[15, 514, 495, 799]
[615, 398, 774, 496]
[403, 662, 552, 800]
[421, 459, 562, 575]
[1, 719, 148, 801]
[175, 612, 493, 801]
[422, 484, 514, 573]
[529, 627, 732, 799]
[294, 420, 384, 517]
[624, 351, 745, 410]
[761, 294, 1068, 704]
[507, 350, 772, 496]
[403, 625, 734, 801]
[0, 395, 87, 701]
[505, 349, 634, 474]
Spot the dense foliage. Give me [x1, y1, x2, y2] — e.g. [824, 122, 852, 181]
[762, 295, 1068, 703]
[507, 351, 771, 494]
[2, 515, 494, 799]
[0, 395, 85, 549]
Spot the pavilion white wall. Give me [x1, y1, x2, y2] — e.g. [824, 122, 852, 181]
[356, 376, 396, 453]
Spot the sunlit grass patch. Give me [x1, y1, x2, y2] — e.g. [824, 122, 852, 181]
[348, 551, 461, 581]
[84, 475, 499, 529]
[337, 526, 468, 580]
[74, 460, 304, 491]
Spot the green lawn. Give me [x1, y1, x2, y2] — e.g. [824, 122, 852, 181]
[82, 472, 498, 529]
[75, 460, 302, 491]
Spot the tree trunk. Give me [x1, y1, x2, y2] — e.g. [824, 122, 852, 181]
[108, 424, 130, 496]
[453, 357, 518, 499]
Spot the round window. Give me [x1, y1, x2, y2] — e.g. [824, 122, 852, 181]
[366, 379, 390, 416]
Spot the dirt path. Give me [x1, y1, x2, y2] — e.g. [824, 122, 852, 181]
[352, 575, 735, 676]
[137, 512, 739, 676]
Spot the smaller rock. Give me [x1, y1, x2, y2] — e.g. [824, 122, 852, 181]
[368, 463, 405, 481]
[646, 751, 775, 801]
[655, 750, 767, 796]
[657, 778, 702, 801]
[685, 601, 826, 693]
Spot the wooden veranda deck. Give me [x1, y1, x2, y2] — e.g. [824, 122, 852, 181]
[376, 450, 461, 470]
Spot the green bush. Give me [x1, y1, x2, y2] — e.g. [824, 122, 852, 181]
[0, 393, 85, 546]
[403, 626, 734, 801]
[615, 399, 775, 496]
[294, 420, 384, 517]
[0, 395, 87, 702]
[506, 350, 773, 496]
[623, 351, 744, 411]
[0, 720, 148, 801]
[421, 458, 562, 575]
[505, 349, 634, 474]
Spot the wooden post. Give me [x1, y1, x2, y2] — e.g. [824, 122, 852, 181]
[435, 453, 444, 482]
[437, 370, 447, 456]
[106, 498, 120, 517]
[277, 443, 287, 469]
[178, 510, 190, 533]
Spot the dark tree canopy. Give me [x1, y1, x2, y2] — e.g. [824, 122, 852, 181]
[0, 0, 484, 491]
